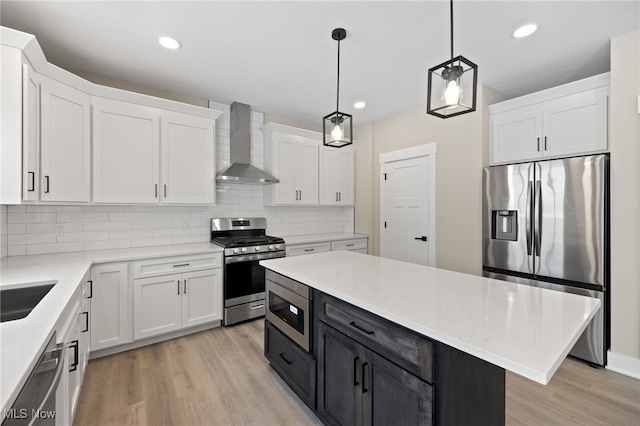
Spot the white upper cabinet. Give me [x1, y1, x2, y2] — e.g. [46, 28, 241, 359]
[92, 98, 216, 205]
[22, 63, 40, 201]
[161, 112, 215, 204]
[92, 97, 160, 203]
[1, 26, 222, 205]
[490, 73, 609, 165]
[262, 123, 320, 206]
[319, 146, 355, 205]
[40, 74, 91, 202]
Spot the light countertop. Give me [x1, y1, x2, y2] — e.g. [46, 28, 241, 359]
[0, 243, 223, 412]
[260, 251, 601, 385]
[281, 233, 368, 245]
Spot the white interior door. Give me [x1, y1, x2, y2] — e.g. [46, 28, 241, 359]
[380, 144, 436, 266]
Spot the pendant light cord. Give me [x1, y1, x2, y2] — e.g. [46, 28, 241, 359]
[336, 38, 341, 112]
[450, 0, 454, 59]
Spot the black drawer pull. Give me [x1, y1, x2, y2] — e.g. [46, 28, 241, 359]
[279, 352, 293, 365]
[70, 340, 79, 372]
[354, 356, 361, 387]
[82, 312, 89, 332]
[173, 263, 190, 267]
[304, 248, 315, 252]
[349, 321, 374, 335]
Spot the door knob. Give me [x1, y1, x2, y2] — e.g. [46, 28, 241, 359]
[414, 236, 427, 241]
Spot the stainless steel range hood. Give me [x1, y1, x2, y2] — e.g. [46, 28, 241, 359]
[216, 102, 279, 184]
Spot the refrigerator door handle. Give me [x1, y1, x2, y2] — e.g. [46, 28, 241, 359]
[526, 180, 533, 256]
[534, 180, 542, 258]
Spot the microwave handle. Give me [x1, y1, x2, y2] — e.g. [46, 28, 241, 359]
[37, 343, 67, 417]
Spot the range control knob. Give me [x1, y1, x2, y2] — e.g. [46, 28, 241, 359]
[233, 248, 240, 254]
[268, 245, 274, 250]
[275, 244, 281, 250]
[241, 247, 247, 253]
[255, 246, 261, 252]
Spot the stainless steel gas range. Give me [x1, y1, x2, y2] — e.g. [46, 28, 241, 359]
[210, 218, 285, 326]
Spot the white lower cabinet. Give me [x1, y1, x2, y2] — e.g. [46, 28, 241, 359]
[132, 254, 223, 340]
[90, 263, 130, 351]
[286, 237, 369, 257]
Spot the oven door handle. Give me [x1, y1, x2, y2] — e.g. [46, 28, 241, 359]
[225, 251, 286, 264]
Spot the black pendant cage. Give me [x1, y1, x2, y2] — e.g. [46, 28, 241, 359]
[427, 55, 478, 119]
[323, 110, 353, 148]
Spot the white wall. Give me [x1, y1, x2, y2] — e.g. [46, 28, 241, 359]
[354, 85, 502, 275]
[609, 29, 640, 370]
[2, 104, 353, 256]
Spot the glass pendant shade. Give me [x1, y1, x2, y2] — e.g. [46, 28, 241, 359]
[427, 55, 477, 118]
[323, 111, 352, 148]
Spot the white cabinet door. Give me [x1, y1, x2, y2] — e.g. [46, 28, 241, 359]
[90, 263, 130, 350]
[181, 269, 223, 328]
[490, 107, 543, 164]
[297, 139, 319, 205]
[133, 273, 183, 340]
[92, 97, 160, 203]
[40, 75, 90, 202]
[543, 87, 608, 158]
[161, 112, 215, 204]
[319, 146, 354, 205]
[22, 64, 40, 201]
[272, 136, 299, 204]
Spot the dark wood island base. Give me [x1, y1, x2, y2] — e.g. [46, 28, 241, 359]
[265, 279, 506, 426]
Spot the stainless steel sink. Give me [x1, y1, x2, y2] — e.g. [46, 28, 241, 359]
[0, 282, 56, 323]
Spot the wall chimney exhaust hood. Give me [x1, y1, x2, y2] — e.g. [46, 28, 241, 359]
[216, 102, 279, 184]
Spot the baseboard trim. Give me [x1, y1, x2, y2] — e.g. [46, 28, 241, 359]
[606, 350, 640, 380]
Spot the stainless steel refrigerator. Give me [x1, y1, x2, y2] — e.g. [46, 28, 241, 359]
[482, 154, 609, 366]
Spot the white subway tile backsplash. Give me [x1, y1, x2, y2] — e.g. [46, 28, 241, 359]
[83, 239, 131, 251]
[27, 242, 84, 255]
[1, 105, 354, 257]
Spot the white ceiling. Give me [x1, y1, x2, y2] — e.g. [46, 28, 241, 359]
[1, 1, 638, 127]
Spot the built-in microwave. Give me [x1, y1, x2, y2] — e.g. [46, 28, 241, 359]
[265, 270, 312, 352]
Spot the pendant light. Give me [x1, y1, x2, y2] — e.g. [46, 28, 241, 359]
[427, 0, 478, 119]
[323, 28, 353, 148]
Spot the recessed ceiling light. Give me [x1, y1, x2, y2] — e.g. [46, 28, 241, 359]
[158, 36, 181, 50]
[513, 24, 538, 39]
[354, 101, 366, 109]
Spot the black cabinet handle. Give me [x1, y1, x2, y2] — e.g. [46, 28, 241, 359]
[537, 137, 541, 152]
[82, 312, 89, 332]
[183, 279, 187, 294]
[173, 263, 190, 268]
[155, 184, 158, 198]
[177, 280, 181, 295]
[87, 280, 93, 298]
[279, 352, 293, 365]
[414, 236, 427, 241]
[164, 184, 167, 197]
[362, 362, 369, 394]
[349, 321, 375, 335]
[544, 136, 548, 151]
[69, 340, 79, 372]
[304, 248, 315, 252]
[44, 175, 50, 193]
[354, 356, 361, 387]
[28, 171, 35, 192]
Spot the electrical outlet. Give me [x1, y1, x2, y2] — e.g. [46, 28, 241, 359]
[55, 224, 64, 237]
[182, 220, 190, 231]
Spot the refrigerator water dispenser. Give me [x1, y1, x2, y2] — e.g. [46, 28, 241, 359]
[492, 210, 517, 241]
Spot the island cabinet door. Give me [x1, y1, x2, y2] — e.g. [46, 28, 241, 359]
[317, 322, 364, 426]
[364, 349, 433, 426]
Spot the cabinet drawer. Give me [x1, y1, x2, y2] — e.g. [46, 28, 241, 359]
[331, 238, 367, 252]
[265, 320, 316, 409]
[286, 242, 331, 257]
[316, 292, 433, 383]
[133, 252, 222, 278]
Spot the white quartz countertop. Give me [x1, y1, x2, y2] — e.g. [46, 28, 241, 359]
[281, 233, 368, 245]
[260, 251, 601, 385]
[0, 243, 223, 411]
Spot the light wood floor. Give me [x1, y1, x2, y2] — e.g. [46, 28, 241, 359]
[74, 320, 639, 426]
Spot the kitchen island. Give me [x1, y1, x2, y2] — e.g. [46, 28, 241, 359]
[260, 250, 601, 425]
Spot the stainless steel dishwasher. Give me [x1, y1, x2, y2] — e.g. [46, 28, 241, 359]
[2, 332, 66, 426]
